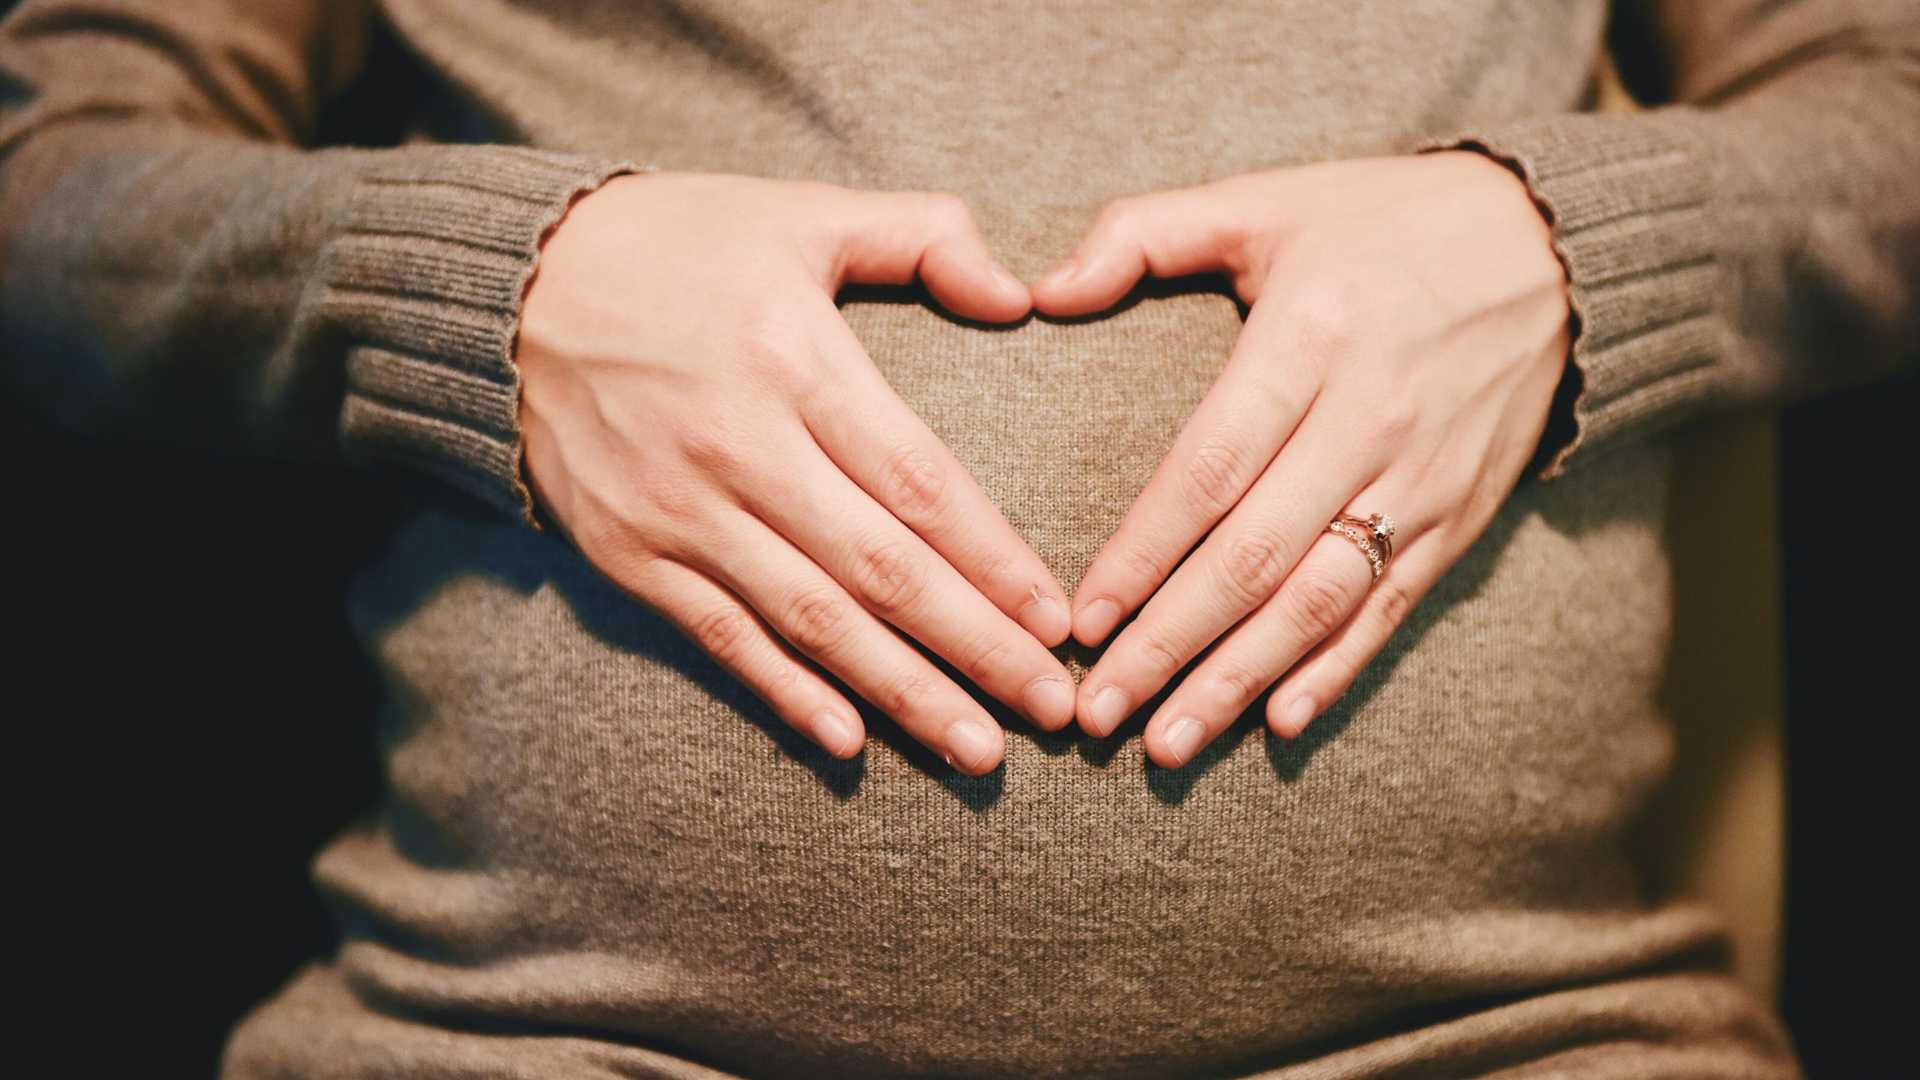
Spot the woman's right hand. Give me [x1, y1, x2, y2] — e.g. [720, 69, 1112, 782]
[514, 172, 1073, 775]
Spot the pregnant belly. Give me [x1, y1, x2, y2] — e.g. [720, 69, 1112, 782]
[309, 294, 1721, 1077]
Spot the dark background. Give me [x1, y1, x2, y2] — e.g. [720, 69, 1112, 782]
[3, 2, 1911, 1074]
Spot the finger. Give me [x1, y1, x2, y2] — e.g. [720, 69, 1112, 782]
[1031, 185, 1249, 316]
[1141, 522, 1391, 768]
[831, 189, 1031, 322]
[1068, 298, 1317, 647]
[1077, 382, 1388, 738]
[687, 506, 1008, 775]
[733, 427, 1077, 731]
[637, 558, 866, 758]
[801, 302, 1073, 646]
[1267, 532, 1445, 739]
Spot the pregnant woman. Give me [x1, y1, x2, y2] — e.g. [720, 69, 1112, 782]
[3, 1, 1913, 1076]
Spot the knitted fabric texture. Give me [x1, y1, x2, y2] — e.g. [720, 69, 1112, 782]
[3, 1, 1915, 1076]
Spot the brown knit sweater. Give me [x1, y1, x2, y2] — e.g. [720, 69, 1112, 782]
[4, 1, 1915, 1076]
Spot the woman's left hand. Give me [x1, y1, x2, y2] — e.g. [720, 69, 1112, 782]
[1032, 151, 1571, 767]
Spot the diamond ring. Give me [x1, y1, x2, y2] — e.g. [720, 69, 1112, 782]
[1327, 512, 1396, 581]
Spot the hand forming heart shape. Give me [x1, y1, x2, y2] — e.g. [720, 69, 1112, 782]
[1034, 150, 1571, 768]
[517, 154, 1570, 775]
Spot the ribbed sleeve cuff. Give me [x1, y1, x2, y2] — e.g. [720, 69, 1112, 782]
[322, 146, 644, 528]
[1418, 113, 1723, 483]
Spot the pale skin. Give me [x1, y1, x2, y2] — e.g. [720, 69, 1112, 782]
[516, 174, 1073, 776]
[516, 151, 1570, 773]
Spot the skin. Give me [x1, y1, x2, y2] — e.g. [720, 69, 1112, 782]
[1033, 150, 1571, 767]
[515, 173, 1075, 776]
[518, 152, 1568, 774]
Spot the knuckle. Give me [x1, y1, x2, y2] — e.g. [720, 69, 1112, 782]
[573, 503, 679, 578]
[761, 658, 805, 699]
[1135, 628, 1185, 677]
[848, 537, 928, 616]
[1220, 527, 1292, 603]
[1208, 657, 1272, 703]
[960, 633, 1014, 685]
[731, 320, 818, 396]
[1282, 569, 1356, 641]
[1117, 540, 1170, 589]
[1372, 577, 1417, 629]
[640, 478, 702, 528]
[969, 549, 1015, 597]
[675, 417, 749, 478]
[882, 671, 936, 720]
[639, 496, 730, 564]
[782, 586, 855, 655]
[732, 323, 791, 376]
[566, 498, 643, 562]
[690, 605, 756, 665]
[1289, 280, 1364, 369]
[879, 442, 949, 521]
[1370, 394, 1420, 445]
[1184, 435, 1253, 516]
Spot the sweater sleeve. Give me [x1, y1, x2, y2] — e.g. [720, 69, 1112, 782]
[1419, 0, 1919, 484]
[0, 0, 642, 527]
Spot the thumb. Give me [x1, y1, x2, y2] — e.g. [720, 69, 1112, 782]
[1032, 187, 1249, 316]
[831, 190, 1031, 322]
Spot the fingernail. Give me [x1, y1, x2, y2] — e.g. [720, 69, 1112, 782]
[1162, 715, 1207, 765]
[946, 718, 1001, 773]
[1020, 592, 1071, 645]
[1022, 676, 1075, 730]
[1279, 695, 1316, 736]
[1086, 684, 1132, 736]
[814, 711, 859, 757]
[991, 263, 1026, 294]
[1074, 598, 1123, 645]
